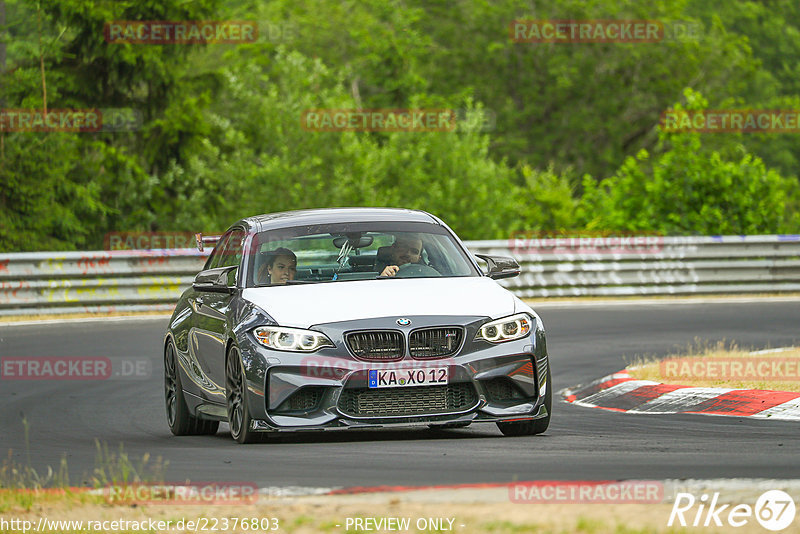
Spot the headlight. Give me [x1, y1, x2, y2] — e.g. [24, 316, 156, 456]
[253, 326, 334, 352]
[475, 313, 533, 343]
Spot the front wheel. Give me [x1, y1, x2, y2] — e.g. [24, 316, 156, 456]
[226, 345, 263, 444]
[497, 364, 552, 437]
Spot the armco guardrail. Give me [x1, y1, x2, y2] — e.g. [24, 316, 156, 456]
[0, 235, 799, 315]
[477, 234, 800, 297]
[0, 249, 209, 316]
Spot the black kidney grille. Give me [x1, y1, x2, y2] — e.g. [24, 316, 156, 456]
[338, 383, 478, 417]
[346, 331, 404, 361]
[409, 328, 463, 359]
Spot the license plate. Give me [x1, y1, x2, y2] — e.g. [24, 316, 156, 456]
[368, 367, 448, 388]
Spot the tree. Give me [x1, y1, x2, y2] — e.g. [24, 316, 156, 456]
[578, 91, 800, 234]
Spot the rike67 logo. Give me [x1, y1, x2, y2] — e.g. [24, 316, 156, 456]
[669, 490, 796, 531]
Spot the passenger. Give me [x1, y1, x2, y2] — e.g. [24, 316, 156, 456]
[258, 247, 297, 285]
[378, 234, 424, 277]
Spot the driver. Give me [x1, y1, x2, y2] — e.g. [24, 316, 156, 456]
[378, 234, 423, 277]
[258, 247, 297, 285]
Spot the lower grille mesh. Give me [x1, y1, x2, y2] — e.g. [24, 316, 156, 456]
[338, 383, 477, 417]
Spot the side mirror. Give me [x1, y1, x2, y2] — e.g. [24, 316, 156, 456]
[474, 254, 520, 280]
[193, 266, 237, 293]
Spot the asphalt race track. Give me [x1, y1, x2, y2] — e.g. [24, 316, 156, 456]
[1, 300, 799, 489]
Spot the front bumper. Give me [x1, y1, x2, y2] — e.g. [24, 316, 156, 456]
[237, 315, 549, 432]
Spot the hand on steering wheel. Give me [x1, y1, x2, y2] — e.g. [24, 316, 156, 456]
[392, 263, 440, 278]
[380, 265, 400, 277]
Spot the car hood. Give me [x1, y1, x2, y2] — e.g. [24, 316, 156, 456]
[241, 277, 516, 329]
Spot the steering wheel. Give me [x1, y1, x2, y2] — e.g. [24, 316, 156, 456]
[394, 263, 440, 278]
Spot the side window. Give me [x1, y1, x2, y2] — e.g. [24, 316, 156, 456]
[219, 229, 246, 268]
[205, 229, 246, 270]
[204, 231, 232, 270]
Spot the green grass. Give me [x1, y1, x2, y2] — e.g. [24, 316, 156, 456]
[0, 487, 103, 513]
[316, 519, 341, 532]
[626, 339, 800, 391]
[0, 417, 70, 492]
[90, 440, 167, 488]
[291, 515, 315, 527]
[576, 516, 606, 533]
[1, 415, 166, 516]
[481, 520, 553, 533]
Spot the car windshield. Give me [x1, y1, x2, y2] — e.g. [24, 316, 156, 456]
[246, 221, 480, 287]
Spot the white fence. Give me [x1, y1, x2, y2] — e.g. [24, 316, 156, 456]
[1, 235, 799, 315]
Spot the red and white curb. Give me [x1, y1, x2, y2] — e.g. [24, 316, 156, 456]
[562, 369, 800, 420]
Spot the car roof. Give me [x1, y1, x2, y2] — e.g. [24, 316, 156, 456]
[239, 207, 442, 233]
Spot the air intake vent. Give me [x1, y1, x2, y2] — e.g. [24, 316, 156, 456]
[409, 327, 463, 359]
[338, 383, 478, 417]
[537, 354, 549, 387]
[346, 331, 404, 361]
[274, 387, 324, 413]
[482, 377, 526, 402]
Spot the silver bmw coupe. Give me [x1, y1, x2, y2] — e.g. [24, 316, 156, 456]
[164, 208, 551, 443]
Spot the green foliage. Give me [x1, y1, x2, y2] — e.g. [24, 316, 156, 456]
[511, 165, 577, 234]
[578, 91, 800, 234]
[0, 0, 222, 250]
[685, 0, 800, 178]
[1, 0, 799, 250]
[267, 0, 760, 179]
[0, 132, 111, 251]
[157, 49, 525, 238]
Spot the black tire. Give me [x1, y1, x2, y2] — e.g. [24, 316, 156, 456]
[164, 340, 219, 436]
[226, 345, 264, 444]
[496, 364, 552, 437]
